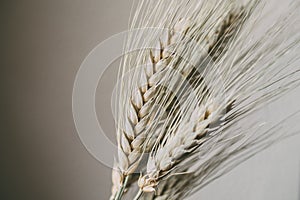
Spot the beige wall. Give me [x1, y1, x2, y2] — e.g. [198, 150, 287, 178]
[3, 0, 131, 199]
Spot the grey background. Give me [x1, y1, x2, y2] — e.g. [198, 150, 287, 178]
[2, 0, 300, 200]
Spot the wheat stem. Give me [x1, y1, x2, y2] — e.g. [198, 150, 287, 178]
[133, 189, 143, 200]
[114, 175, 129, 200]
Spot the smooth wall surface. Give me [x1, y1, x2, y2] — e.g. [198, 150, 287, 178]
[3, 0, 300, 200]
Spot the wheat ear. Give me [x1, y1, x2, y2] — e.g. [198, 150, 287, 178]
[135, 0, 300, 197]
[111, 0, 300, 199]
[112, 9, 245, 198]
[112, 9, 246, 199]
[111, 18, 197, 200]
[112, 0, 249, 198]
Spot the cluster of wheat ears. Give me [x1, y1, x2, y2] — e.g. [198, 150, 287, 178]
[109, 0, 300, 199]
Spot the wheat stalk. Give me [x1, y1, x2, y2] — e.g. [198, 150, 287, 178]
[111, 17, 201, 200]
[110, 0, 300, 199]
[135, 1, 300, 198]
[111, 4, 247, 198]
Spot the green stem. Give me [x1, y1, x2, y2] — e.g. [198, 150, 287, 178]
[133, 189, 143, 200]
[114, 175, 129, 200]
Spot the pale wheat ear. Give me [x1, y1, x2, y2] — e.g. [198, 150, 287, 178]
[111, 0, 247, 198]
[110, 0, 300, 199]
[111, 15, 198, 200]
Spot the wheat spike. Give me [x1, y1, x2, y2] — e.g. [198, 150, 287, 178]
[111, 17, 201, 199]
[110, 0, 300, 199]
[135, 0, 300, 197]
[111, 3, 248, 197]
[111, 8, 245, 198]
